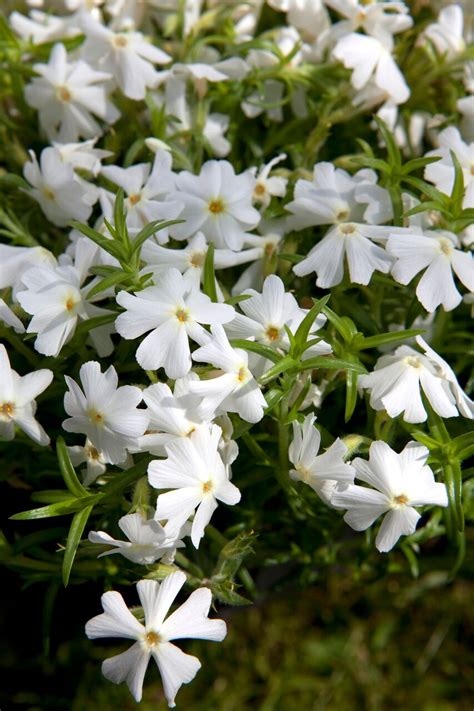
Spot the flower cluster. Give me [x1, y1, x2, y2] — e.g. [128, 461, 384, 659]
[1, 0, 472, 707]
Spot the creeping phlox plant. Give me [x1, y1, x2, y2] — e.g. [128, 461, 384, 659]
[0, 0, 473, 706]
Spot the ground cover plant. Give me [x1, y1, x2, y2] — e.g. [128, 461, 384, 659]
[0, 0, 473, 708]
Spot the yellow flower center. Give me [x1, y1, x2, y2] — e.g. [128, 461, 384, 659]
[254, 183, 266, 197]
[57, 85, 72, 102]
[202, 480, 214, 493]
[208, 198, 225, 215]
[439, 239, 453, 256]
[394, 494, 408, 505]
[42, 187, 55, 201]
[237, 366, 248, 383]
[265, 326, 280, 342]
[0, 402, 14, 418]
[340, 223, 356, 235]
[113, 34, 129, 48]
[336, 208, 350, 222]
[404, 356, 421, 369]
[144, 630, 161, 647]
[65, 297, 76, 312]
[129, 193, 141, 206]
[176, 308, 189, 323]
[190, 252, 204, 268]
[88, 408, 105, 426]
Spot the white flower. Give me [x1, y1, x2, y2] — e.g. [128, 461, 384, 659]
[136, 376, 207, 456]
[25, 43, 119, 143]
[203, 113, 231, 157]
[289, 414, 354, 504]
[80, 14, 171, 100]
[190, 324, 267, 423]
[53, 139, 112, 176]
[387, 228, 474, 312]
[268, 0, 330, 41]
[10, 9, 73, 45]
[89, 513, 186, 564]
[62, 361, 149, 465]
[422, 4, 465, 58]
[101, 150, 182, 237]
[225, 274, 331, 374]
[424, 127, 474, 208]
[85, 572, 226, 706]
[286, 163, 392, 230]
[359, 343, 467, 423]
[331, 441, 448, 552]
[458, 95, 474, 143]
[324, 0, 413, 47]
[0, 244, 56, 293]
[230, 230, 284, 295]
[333, 33, 410, 105]
[68, 437, 108, 486]
[23, 147, 97, 227]
[115, 268, 234, 377]
[148, 424, 241, 548]
[141, 232, 261, 291]
[415, 336, 473, 419]
[0, 344, 53, 446]
[16, 244, 114, 358]
[249, 154, 288, 208]
[294, 221, 393, 288]
[169, 160, 261, 250]
[0, 299, 25, 333]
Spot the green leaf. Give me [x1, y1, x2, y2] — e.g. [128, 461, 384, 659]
[57, 437, 88, 497]
[73, 313, 116, 338]
[224, 294, 252, 306]
[209, 580, 252, 606]
[70, 221, 124, 260]
[322, 306, 357, 344]
[86, 270, 129, 299]
[354, 328, 425, 351]
[213, 531, 256, 580]
[401, 155, 440, 175]
[131, 219, 184, 257]
[202, 242, 218, 302]
[62, 505, 94, 586]
[229, 339, 280, 363]
[113, 188, 128, 245]
[10, 494, 103, 520]
[449, 150, 465, 212]
[344, 368, 359, 422]
[259, 355, 296, 385]
[292, 295, 330, 355]
[373, 115, 402, 171]
[297, 356, 366, 373]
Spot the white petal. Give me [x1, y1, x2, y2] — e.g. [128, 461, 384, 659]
[375, 507, 420, 552]
[102, 641, 150, 703]
[85, 590, 144, 640]
[152, 642, 201, 709]
[161, 587, 226, 642]
[137, 573, 186, 630]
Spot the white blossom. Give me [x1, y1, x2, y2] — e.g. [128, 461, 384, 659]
[0, 343, 53, 446]
[190, 324, 267, 423]
[149, 424, 241, 548]
[424, 126, 474, 208]
[25, 43, 119, 143]
[85, 572, 226, 706]
[169, 160, 261, 250]
[332, 441, 448, 552]
[88, 513, 186, 564]
[62, 361, 149, 465]
[115, 268, 234, 377]
[387, 228, 473, 312]
[289, 414, 354, 504]
[421, 4, 465, 58]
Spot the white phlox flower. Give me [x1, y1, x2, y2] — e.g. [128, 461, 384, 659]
[415, 336, 473, 419]
[68, 437, 108, 486]
[267, 0, 330, 42]
[0, 299, 25, 334]
[421, 4, 465, 58]
[16, 242, 115, 358]
[333, 32, 410, 105]
[148, 424, 241, 548]
[88, 512, 186, 564]
[141, 231, 262, 291]
[169, 160, 261, 250]
[135, 375, 207, 456]
[80, 13, 171, 100]
[225, 274, 331, 376]
[286, 163, 392, 230]
[53, 138, 112, 176]
[387, 227, 474, 312]
[0, 343, 53, 445]
[358, 342, 470, 423]
[331, 441, 448, 552]
[25, 43, 120, 143]
[115, 268, 235, 377]
[85, 572, 226, 706]
[230, 230, 284, 295]
[23, 147, 98, 227]
[62, 360, 149, 465]
[0, 244, 56, 295]
[9, 9, 74, 45]
[324, 0, 413, 48]
[101, 150, 182, 238]
[424, 126, 474, 208]
[248, 154, 288, 208]
[288, 414, 355, 505]
[189, 324, 267, 423]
